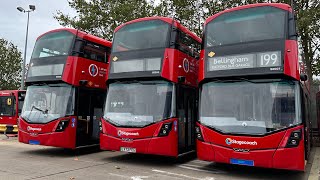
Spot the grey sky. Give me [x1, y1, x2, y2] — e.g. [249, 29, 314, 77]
[0, 0, 75, 64]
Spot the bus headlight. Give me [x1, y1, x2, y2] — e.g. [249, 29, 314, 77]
[195, 126, 204, 141]
[99, 120, 102, 132]
[55, 120, 70, 132]
[158, 122, 172, 137]
[286, 129, 302, 148]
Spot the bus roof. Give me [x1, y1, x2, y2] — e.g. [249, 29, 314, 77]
[205, 3, 293, 25]
[36, 28, 112, 47]
[114, 17, 201, 43]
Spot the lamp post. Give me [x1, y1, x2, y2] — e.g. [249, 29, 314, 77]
[17, 5, 35, 90]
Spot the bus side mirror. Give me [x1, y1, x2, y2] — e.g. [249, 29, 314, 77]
[300, 74, 308, 81]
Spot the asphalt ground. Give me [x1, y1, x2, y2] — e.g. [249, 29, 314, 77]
[0, 135, 319, 180]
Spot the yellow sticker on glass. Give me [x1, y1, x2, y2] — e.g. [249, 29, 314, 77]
[113, 56, 118, 61]
[208, 51, 215, 57]
[7, 98, 12, 106]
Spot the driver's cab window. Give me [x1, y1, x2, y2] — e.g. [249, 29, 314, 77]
[0, 96, 15, 116]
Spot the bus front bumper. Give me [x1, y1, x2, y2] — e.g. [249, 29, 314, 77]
[0, 124, 18, 133]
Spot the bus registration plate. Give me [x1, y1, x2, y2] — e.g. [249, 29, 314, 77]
[29, 140, 40, 145]
[120, 147, 136, 153]
[230, 158, 254, 166]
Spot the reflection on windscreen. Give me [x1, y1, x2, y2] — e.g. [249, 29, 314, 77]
[104, 81, 175, 127]
[112, 20, 170, 52]
[31, 31, 75, 59]
[206, 6, 285, 47]
[200, 80, 301, 135]
[0, 96, 14, 116]
[21, 84, 74, 123]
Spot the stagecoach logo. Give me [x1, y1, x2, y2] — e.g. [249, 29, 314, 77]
[225, 138, 257, 146]
[117, 130, 139, 137]
[27, 126, 42, 132]
[183, 58, 190, 73]
[88, 64, 99, 77]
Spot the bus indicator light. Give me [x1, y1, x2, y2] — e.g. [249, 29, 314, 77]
[286, 129, 302, 148]
[195, 126, 204, 141]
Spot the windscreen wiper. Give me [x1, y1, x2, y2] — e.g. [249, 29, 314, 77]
[31, 105, 48, 114]
[26, 105, 43, 121]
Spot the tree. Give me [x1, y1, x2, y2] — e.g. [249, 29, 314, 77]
[0, 38, 22, 90]
[54, 0, 156, 40]
[55, 0, 319, 82]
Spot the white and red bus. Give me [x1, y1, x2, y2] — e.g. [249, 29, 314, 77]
[100, 17, 201, 156]
[18, 28, 112, 149]
[196, 3, 312, 171]
[0, 90, 26, 133]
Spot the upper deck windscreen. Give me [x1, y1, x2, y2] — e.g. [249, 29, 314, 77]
[112, 20, 170, 52]
[205, 6, 286, 47]
[31, 31, 75, 59]
[28, 31, 75, 78]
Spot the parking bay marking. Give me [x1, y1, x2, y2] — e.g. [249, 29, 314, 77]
[152, 169, 215, 180]
[177, 160, 226, 174]
[109, 173, 149, 180]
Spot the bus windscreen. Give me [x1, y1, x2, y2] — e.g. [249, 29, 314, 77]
[21, 84, 74, 124]
[31, 31, 75, 59]
[104, 81, 175, 127]
[0, 96, 15, 116]
[205, 6, 286, 47]
[112, 20, 170, 52]
[199, 79, 301, 135]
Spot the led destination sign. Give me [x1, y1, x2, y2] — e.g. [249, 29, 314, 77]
[208, 51, 281, 71]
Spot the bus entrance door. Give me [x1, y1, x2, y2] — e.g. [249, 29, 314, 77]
[177, 86, 196, 154]
[76, 88, 104, 147]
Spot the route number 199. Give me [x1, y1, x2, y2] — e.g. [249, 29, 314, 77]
[258, 51, 281, 67]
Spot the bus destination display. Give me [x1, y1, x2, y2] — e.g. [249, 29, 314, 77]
[207, 51, 281, 71]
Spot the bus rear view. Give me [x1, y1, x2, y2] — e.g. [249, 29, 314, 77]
[197, 3, 311, 171]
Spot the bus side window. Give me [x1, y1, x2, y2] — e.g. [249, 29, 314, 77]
[177, 31, 200, 59]
[82, 41, 110, 63]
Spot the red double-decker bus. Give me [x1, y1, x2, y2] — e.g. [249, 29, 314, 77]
[0, 90, 26, 133]
[18, 28, 112, 149]
[196, 3, 311, 171]
[100, 17, 201, 156]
